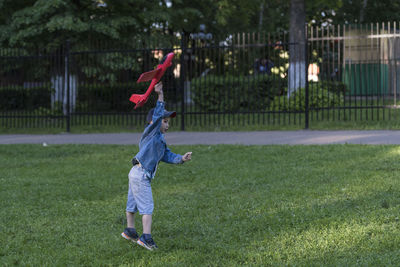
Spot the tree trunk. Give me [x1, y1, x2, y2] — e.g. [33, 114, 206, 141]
[288, 0, 306, 97]
[360, 0, 368, 23]
[258, 1, 265, 32]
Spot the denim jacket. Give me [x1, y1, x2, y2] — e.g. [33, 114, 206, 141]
[134, 101, 183, 179]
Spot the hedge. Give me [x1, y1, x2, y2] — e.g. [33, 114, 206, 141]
[0, 85, 52, 111]
[270, 85, 345, 111]
[191, 75, 346, 112]
[0, 78, 346, 113]
[0, 83, 148, 113]
[191, 74, 287, 112]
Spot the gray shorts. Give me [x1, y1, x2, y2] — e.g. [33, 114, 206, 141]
[126, 165, 154, 215]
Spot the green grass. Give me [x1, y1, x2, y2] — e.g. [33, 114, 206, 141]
[1, 144, 400, 266]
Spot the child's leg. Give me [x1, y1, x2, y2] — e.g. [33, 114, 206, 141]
[122, 183, 139, 242]
[125, 168, 138, 232]
[137, 214, 158, 250]
[129, 166, 154, 238]
[142, 214, 152, 234]
[126, 211, 136, 228]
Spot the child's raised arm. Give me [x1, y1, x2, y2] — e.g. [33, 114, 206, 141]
[154, 82, 164, 102]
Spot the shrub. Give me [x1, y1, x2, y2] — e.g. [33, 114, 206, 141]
[270, 85, 345, 111]
[77, 84, 133, 112]
[0, 85, 52, 111]
[0, 84, 138, 112]
[314, 80, 347, 95]
[191, 74, 287, 112]
[77, 80, 180, 112]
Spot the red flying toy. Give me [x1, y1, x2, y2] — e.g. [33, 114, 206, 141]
[129, 52, 175, 109]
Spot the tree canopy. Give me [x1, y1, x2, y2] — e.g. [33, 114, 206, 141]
[0, 0, 168, 49]
[1, 0, 399, 50]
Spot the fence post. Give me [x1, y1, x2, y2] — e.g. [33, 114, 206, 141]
[65, 40, 71, 132]
[304, 26, 309, 129]
[180, 33, 186, 131]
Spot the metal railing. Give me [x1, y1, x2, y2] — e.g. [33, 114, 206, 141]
[307, 22, 400, 123]
[1, 24, 399, 131]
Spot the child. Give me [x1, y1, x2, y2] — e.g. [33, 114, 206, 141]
[121, 82, 192, 251]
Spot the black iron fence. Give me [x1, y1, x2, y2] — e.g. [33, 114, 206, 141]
[1, 23, 400, 132]
[307, 23, 400, 125]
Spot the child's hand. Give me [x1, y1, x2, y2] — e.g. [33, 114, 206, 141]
[154, 82, 163, 95]
[182, 152, 192, 162]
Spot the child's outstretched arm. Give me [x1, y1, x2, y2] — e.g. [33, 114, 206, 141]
[161, 149, 192, 164]
[155, 82, 164, 102]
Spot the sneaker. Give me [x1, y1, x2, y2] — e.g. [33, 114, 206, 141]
[121, 228, 139, 243]
[137, 236, 158, 251]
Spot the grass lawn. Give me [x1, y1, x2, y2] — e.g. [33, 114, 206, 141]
[1, 144, 400, 266]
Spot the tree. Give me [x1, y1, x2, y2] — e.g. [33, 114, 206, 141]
[166, 0, 269, 37]
[288, 0, 306, 97]
[0, 0, 168, 50]
[258, 0, 290, 32]
[307, 0, 400, 26]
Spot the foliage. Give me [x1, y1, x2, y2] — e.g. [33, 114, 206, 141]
[2, 144, 400, 265]
[0, 83, 147, 113]
[77, 82, 179, 113]
[0, 0, 276, 50]
[0, 85, 52, 111]
[77, 83, 134, 112]
[191, 74, 346, 113]
[316, 80, 347, 95]
[1, 0, 400, 53]
[271, 82, 345, 111]
[308, 0, 400, 26]
[191, 74, 286, 112]
[0, 0, 167, 49]
[0, 0, 177, 85]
